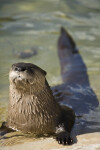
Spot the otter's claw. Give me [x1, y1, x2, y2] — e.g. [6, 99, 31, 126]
[56, 132, 73, 145]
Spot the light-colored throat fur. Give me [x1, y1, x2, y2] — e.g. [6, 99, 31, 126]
[7, 78, 61, 134]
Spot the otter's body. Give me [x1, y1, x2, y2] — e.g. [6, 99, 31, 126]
[8, 67, 61, 133]
[6, 62, 75, 144]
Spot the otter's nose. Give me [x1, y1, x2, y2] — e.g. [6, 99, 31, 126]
[14, 67, 26, 72]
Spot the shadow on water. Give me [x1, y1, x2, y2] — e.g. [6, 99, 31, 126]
[52, 27, 99, 136]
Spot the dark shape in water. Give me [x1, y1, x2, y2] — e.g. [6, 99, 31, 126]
[53, 27, 99, 116]
[13, 47, 37, 59]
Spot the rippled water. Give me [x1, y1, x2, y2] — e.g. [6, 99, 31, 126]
[0, 0, 100, 146]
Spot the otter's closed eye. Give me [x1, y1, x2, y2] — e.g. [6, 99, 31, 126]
[14, 67, 26, 72]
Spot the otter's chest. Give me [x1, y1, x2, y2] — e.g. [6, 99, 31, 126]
[8, 95, 58, 134]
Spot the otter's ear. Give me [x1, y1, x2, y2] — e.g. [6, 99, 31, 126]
[40, 69, 47, 76]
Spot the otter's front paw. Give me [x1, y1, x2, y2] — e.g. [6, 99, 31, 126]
[56, 132, 73, 145]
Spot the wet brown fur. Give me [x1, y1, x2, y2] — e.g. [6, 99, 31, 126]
[7, 63, 75, 137]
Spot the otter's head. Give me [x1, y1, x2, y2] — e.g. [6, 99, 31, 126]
[9, 62, 47, 92]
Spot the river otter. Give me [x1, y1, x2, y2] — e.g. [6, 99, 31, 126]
[3, 62, 75, 145]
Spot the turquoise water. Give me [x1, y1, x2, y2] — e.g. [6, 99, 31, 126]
[0, 0, 100, 135]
